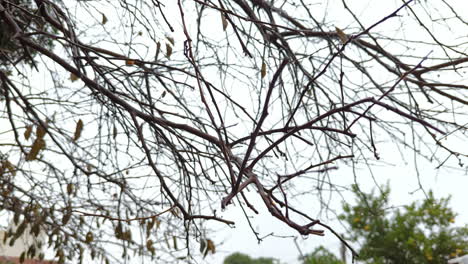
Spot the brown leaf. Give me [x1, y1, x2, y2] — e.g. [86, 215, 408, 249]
[101, 13, 108, 25]
[155, 42, 161, 61]
[20, 252, 25, 263]
[70, 73, 79, 82]
[125, 59, 135, 66]
[166, 36, 175, 46]
[85, 231, 94, 243]
[146, 239, 154, 251]
[113, 125, 117, 139]
[36, 125, 46, 139]
[62, 209, 72, 225]
[67, 183, 74, 195]
[73, 119, 83, 142]
[173, 236, 178, 250]
[335, 26, 348, 44]
[221, 14, 228, 31]
[261, 61, 267, 79]
[2, 160, 16, 176]
[86, 163, 93, 172]
[206, 239, 215, 254]
[26, 138, 45, 161]
[24, 125, 33, 140]
[166, 43, 172, 59]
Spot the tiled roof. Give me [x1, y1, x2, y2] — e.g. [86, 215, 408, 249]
[0, 256, 56, 264]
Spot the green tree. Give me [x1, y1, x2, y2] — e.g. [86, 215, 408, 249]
[340, 185, 468, 263]
[224, 252, 277, 264]
[302, 246, 344, 264]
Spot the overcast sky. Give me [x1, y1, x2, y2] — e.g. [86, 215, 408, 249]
[1, 0, 467, 263]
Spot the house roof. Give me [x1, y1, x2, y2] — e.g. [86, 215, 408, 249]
[0, 256, 56, 264]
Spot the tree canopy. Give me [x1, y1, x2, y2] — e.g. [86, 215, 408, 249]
[0, 0, 467, 262]
[340, 185, 468, 263]
[223, 252, 277, 264]
[302, 246, 344, 264]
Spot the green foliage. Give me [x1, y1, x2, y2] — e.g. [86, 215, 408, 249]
[339, 184, 468, 264]
[223, 252, 277, 264]
[301, 246, 344, 264]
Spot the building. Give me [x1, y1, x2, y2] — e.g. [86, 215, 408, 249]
[449, 255, 468, 264]
[0, 225, 55, 264]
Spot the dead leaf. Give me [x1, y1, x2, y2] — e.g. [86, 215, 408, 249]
[166, 36, 175, 46]
[113, 125, 117, 139]
[85, 231, 94, 243]
[73, 119, 83, 142]
[26, 138, 45, 161]
[335, 26, 348, 44]
[125, 59, 135, 66]
[101, 13, 108, 25]
[166, 43, 172, 59]
[206, 239, 215, 254]
[70, 73, 79, 82]
[173, 236, 178, 250]
[261, 61, 267, 79]
[67, 183, 74, 195]
[24, 125, 33, 140]
[36, 125, 46, 139]
[221, 14, 228, 31]
[155, 42, 161, 61]
[1, 160, 16, 176]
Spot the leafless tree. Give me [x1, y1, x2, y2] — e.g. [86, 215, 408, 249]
[1, 0, 467, 262]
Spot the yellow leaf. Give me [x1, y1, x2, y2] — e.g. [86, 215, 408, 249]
[101, 13, 108, 25]
[221, 14, 228, 31]
[125, 59, 135, 66]
[24, 125, 33, 140]
[70, 73, 79, 82]
[26, 138, 45, 161]
[261, 61, 267, 79]
[166, 43, 172, 59]
[73, 119, 83, 142]
[335, 26, 348, 44]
